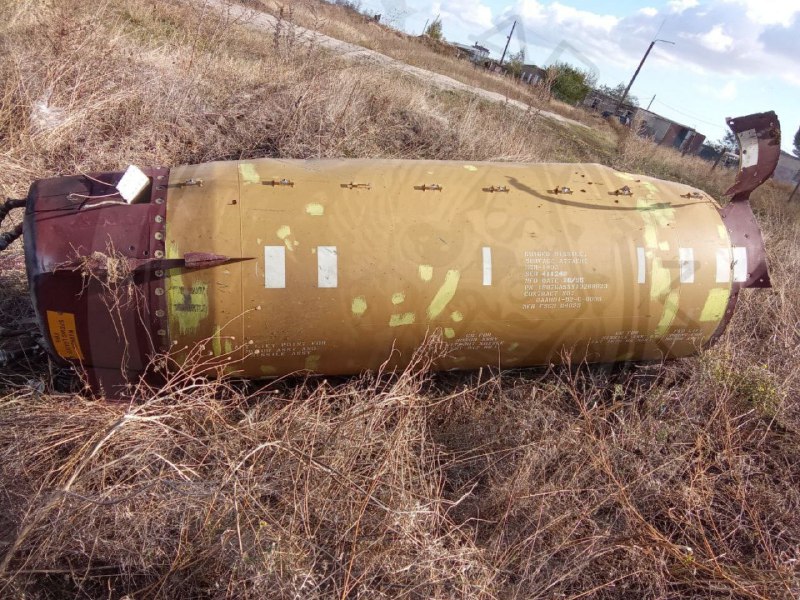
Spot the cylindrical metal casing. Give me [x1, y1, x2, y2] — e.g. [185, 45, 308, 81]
[160, 159, 755, 377]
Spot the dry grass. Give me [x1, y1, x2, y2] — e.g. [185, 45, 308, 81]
[0, 0, 799, 598]
[252, 0, 557, 110]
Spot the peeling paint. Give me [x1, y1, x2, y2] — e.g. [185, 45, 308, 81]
[352, 296, 368, 316]
[427, 270, 460, 320]
[260, 365, 277, 375]
[389, 312, 416, 327]
[644, 225, 658, 249]
[655, 290, 680, 337]
[212, 326, 222, 356]
[464, 165, 478, 171]
[305, 203, 324, 216]
[508, 342, 519, 352]
[305, 355, 320, 371]
[451, 310, 463, 322]
[276, 225, 294, 251]
[700, 288, 731, 322]
[392, 292, 405, 305]
[238, 163, 260, 184]
[444, 327, 455, 339]
[651, 257, 672, 300]
[166, 241, 209, 336]
[418, 265, 433, 282]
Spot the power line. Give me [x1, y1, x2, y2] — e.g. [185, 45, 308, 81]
[650, 99, 727, 131]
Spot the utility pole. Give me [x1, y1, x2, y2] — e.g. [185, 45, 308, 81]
[790, 174, 800, 203]
[646, 94, 656, 111]
[616, 39, 674, 112]
[499, 20, 517, 65]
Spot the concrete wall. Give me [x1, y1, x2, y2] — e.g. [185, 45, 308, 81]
[774, 152, 800, 184]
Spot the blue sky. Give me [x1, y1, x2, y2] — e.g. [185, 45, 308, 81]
[359, 0, 800, 152]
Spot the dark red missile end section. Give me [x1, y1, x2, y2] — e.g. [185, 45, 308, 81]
[0, 111, 783, 400]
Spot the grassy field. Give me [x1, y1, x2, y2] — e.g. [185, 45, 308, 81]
[0, 1, 798, 598]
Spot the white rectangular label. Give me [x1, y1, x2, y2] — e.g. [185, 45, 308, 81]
[264, 246, 286, 288]
[482, 247, 492, 286]
[738, 128, 759, 169]
[679, 248, 695, 284]
[318, 246, 338, 288]
[732, 247, 748, 283]
[116, 165, 150, 203]
[716, 248, 731, 283]
[636, 247, 646, 284]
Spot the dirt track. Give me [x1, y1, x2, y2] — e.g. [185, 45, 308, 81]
[208, 0, 588, 129]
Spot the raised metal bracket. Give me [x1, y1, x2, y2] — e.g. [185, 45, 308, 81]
[263, 179, 295, 187]
[610, 186, 633, 196]
[549, 186, 573, 195]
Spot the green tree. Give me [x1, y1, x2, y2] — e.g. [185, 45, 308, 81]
[506, 48, 525, 79]
[598, 82, 638, 107]
[424, 17, 443, 41]
[794, 124, 800, 158]
[550, 63, 593, 105]
[715, 131, 737, 152]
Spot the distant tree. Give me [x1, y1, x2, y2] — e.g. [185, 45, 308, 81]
[550, 63, 593, 105]
[794, 124, 800, 158]
[506, 48, 525, 79]
[333, 0, 362, 12]
[598, 82, 638, 107]
[424, 17, 443, 41]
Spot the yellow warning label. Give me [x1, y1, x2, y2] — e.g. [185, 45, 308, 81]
[46, 311, 84, 360]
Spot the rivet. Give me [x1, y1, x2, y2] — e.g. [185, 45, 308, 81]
[155, 288, 164, 296]
[154, 250, 164, 259]
[155, 198, 164, 204]
[155, 215, 164, 223]
[154, 269, 164, 277]
[154, 232, 164, 241]
[155, 309, 165, 318]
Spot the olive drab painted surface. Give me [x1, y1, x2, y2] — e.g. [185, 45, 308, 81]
[164, 159, 739, 377]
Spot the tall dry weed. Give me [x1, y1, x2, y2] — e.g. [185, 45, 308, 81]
[0, 0, 798, 598]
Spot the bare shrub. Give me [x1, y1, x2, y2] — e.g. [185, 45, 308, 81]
[0, 0, 798, 598]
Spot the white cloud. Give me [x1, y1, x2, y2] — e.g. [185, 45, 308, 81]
[696, 24, 735, 51]
[721, 0, 800, 26]
[432, 0, 493, 31]
[638, 7, 659, 17]
[668, 0, 699, 14]
[548, 2, 619, 32]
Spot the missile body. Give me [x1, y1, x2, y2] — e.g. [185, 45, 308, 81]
[21, 113, 778, 397]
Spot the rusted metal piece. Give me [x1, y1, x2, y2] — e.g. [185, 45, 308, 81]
[341, 182, 371, 190]
[24, 166, 170, 398]
[55, 252, 250, 274]
[724, 111, 781, 199]
[483, 185, 510, 193]
[707, 112, 778, 346]
[414, 184, 443, 191]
